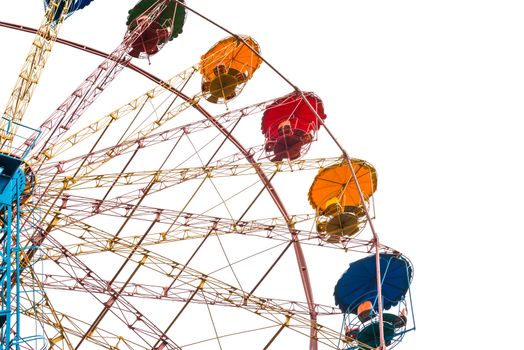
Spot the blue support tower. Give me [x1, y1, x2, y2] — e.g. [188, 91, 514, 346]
[0, 118, 42, 349]
[0, 153, 25, 348]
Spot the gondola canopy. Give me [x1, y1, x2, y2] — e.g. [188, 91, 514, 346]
[334, 254, 413, 314]
[200, 36, 262, 103]
[308, 159, 377, 213]
[261, 92, 326, 139]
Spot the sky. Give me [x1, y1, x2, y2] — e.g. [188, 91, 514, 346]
[1, 1, 524, 349]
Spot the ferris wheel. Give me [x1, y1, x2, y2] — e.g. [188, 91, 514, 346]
[0, 1, 416, 349]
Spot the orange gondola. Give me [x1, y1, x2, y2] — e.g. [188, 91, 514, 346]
[200, 35, 262, 103]
[308, 159, 377, 242]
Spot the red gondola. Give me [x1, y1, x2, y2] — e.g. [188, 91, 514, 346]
[261, 92, 326, 161]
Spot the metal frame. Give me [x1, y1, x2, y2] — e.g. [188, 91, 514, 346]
[0, 2, 417, 348]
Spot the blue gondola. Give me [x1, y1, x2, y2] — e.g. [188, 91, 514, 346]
[334, 254, 414, 350]
[334, 253, 413, 314]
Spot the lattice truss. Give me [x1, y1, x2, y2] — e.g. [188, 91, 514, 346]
[0, 2, 397, 349]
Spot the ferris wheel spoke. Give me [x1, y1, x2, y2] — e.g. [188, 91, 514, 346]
[38, 156, 343, 192]
[38, 208, 318, 258]
[35, 194, 380, 254]
[36, 147, 267, 216]
[38, 275, 341, 347]
[39, 272, 341, 316]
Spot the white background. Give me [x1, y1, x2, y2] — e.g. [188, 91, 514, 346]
[2, 1, 524, 349]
